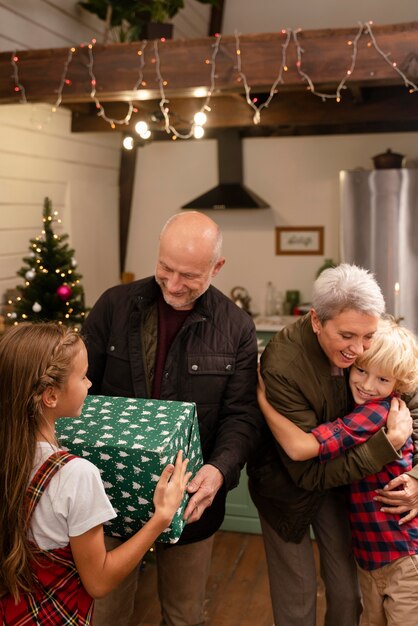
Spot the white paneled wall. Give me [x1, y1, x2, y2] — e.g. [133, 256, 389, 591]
[172, 0, 212, 39]
[0, 0, 212, 53]
[0, 103, 121, 307]
[0, 0, 105, 52]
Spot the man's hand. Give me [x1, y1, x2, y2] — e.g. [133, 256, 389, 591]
[385, 397, 412, 450]
[374, 473, 418, 524]
[183, 464, 224, 524]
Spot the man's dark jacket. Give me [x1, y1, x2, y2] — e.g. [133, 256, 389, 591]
[82, 277, 263, 544]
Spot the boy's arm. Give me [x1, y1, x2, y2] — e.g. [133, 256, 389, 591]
[312, 400, 390, 461]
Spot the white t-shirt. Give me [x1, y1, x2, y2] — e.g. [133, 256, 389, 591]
[29, 442, 116, 550]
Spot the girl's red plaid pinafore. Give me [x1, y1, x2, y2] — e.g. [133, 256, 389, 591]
[0, 451, 94, 625]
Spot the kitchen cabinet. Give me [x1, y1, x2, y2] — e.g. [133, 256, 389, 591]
[221, 316, 297, 534]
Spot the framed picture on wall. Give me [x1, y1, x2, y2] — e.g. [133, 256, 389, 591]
[275, 226, 324, 255]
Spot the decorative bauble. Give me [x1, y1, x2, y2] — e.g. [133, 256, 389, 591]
[25, 269, 36, 280]
[56, 285, 72, 301]
[71, 257, 77, 268]
[32, 302, 42, 313]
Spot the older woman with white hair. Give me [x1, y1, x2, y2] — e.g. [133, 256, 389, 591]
[248, 263, 418, 626]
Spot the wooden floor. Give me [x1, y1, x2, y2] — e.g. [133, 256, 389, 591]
[130, 531, 326, 626]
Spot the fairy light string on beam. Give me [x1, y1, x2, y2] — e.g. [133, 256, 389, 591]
[291, 21, 418, 103]
[153, 34, 222, 139]
[234, 28, 292, 124]
[9, 21, 418, 131]
[86, 39, 148, 128]
[52, 46, 76, 111]
[363, 21, 418, 92]
[292, 23, 363, 101]
[11, 47, 76, 110]
[11, 51, 28, 103]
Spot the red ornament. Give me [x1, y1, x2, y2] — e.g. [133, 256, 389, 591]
[56, 285, 72, 301]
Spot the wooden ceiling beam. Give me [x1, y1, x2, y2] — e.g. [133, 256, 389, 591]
[1, 22, 418, 106]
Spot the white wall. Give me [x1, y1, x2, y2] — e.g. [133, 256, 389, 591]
[126, 132, 418, 315]
[0, 103, 121, 307]
[222, 0, 418, 32]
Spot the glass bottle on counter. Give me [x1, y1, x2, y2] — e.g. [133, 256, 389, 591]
[274, 291, 284, 316]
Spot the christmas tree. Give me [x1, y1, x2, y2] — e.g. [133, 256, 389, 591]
[7, 197, 87, 327]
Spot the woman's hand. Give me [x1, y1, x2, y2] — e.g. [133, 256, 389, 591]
[374, 473, 418, 524]
[385, 397, 412, 450]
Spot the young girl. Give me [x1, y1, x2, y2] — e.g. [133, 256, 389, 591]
[258, 316, 418, 626]
[0, 322, 191, 625]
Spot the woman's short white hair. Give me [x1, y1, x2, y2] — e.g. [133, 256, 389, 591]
[312, 263, 386, 322]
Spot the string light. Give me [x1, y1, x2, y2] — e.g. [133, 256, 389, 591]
[52, 47, 76, 110]
[363, 21, 418, 92]
[292, 23, 362, 101]
[86, 39, 148, 127]
[234, 28, 292, 124]
[135, 120, 150, 138]
[153, 34, 222, 139]
[194, 111, 207, 125]
[11, 52, 27, 102]
[193, 125, 205, 139]
[290, 21, 418, 102]
[10, 23, 418, 134]
[123, 136, 134, 150]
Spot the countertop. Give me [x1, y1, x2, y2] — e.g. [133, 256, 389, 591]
[253, 315, 298, 331]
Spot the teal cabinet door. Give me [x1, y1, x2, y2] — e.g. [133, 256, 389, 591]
[221, 468, 261, 534]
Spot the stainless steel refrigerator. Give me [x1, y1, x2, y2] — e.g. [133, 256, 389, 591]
[340, 169, 418, 334]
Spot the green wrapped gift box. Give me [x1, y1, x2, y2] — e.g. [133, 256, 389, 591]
[56, 395, 203, 543]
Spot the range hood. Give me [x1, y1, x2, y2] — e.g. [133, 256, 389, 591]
[182, 130, 269, 210]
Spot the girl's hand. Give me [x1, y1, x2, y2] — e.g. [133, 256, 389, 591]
[153, 450, 191, 523]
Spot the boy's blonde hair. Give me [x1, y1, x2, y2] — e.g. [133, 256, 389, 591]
[355, 316, 418, 394]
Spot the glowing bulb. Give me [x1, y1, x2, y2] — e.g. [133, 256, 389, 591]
[123, 136, 134, 150]
[193, 125, 205, 139]
[193, 111, 207, 126]
[135, 121, 148, 136]
[141, 130, 151, 140]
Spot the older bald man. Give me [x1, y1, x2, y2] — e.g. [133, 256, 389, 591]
[83, 211, 264, 626]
